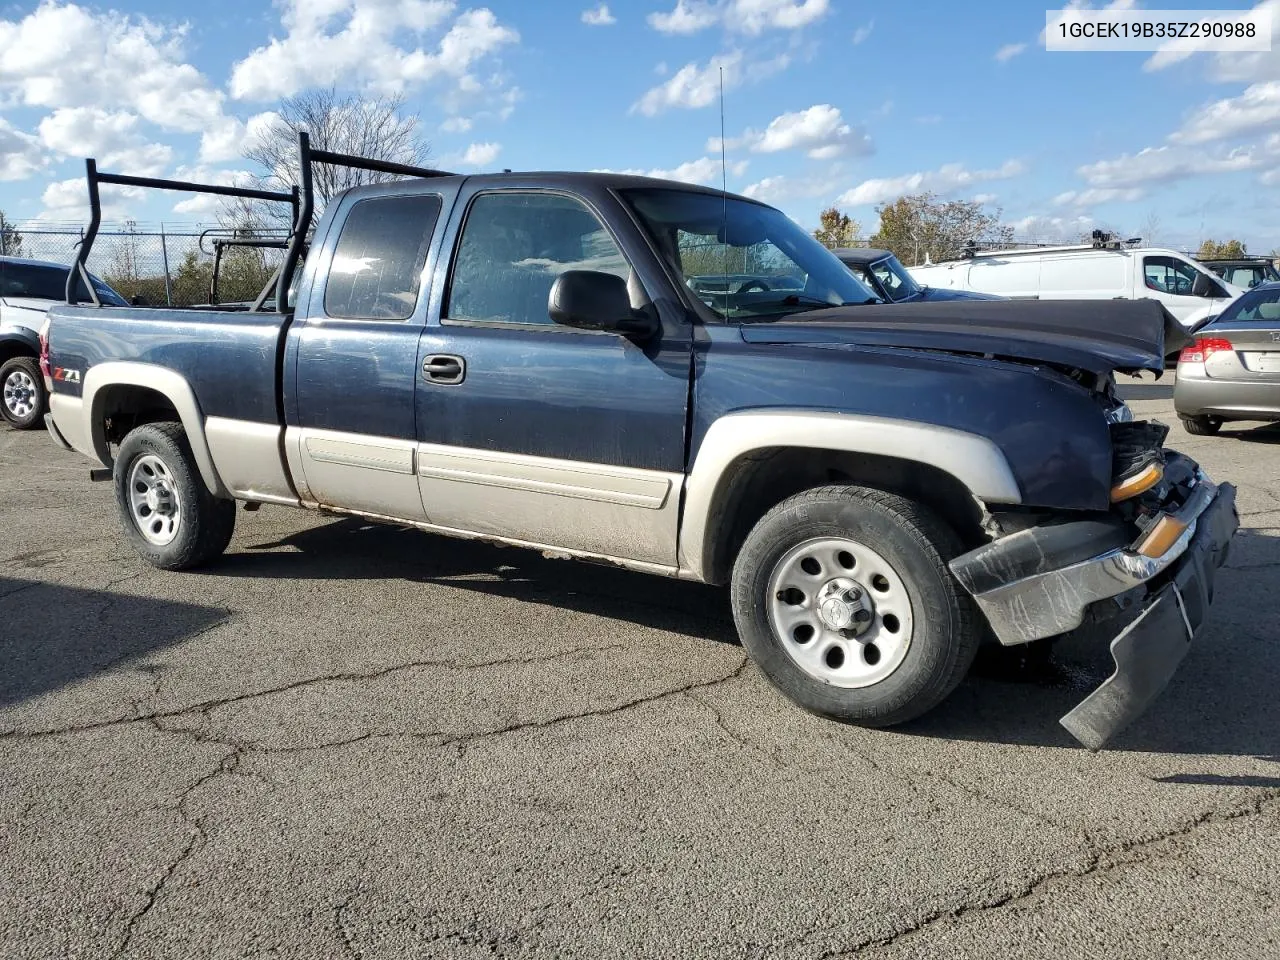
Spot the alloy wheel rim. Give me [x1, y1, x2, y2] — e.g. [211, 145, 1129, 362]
[3, 370, 36, 419]
[766, 536, 914, 688]
[128, 454, 182, 546]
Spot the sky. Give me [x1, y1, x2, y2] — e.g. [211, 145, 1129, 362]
[2, 0, 1280, 251]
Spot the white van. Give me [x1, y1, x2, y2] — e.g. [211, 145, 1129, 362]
[909, 244, 1245, 331]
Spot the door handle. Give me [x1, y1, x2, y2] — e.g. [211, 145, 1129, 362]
[423, 354, 465, 385]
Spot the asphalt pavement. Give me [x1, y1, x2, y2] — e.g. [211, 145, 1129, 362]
[2, 377, 1278, 959]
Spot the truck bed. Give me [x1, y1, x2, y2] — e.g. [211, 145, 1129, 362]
[47, 304, 285, 424]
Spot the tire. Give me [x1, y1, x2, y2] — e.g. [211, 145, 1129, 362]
[0, 356, 47, 430]
[1180, 415, 1223, 436]
[113, 422, 236, 570]
[730, 485, 980, 728]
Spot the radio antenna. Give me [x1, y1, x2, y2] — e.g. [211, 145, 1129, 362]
[721, 65, 732, 313]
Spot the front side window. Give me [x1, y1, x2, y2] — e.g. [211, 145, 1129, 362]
[324, 194, 441, 321]
[447, 192, 630, 326]
[1143, 256, 1203, 297]
[0, 262, 127, 306]
[623, 188, 876, 320]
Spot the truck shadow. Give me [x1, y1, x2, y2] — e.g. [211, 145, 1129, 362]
[223, 518, 740, 646]
[0, 576, 228, 709]
[1116, 379, 1175, 402]
[218, 518, 1277, 758]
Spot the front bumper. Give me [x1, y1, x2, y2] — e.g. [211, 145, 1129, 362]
[951, 475, 1238, 749]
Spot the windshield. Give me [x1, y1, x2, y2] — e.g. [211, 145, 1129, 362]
[1212, 285, 1280, 324]
[0, 261, 129, 307]
[621, 188, 878, 320]
[870, 255, 922, 302]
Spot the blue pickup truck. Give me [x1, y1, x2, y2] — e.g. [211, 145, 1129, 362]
[42, 136, 1238, 749]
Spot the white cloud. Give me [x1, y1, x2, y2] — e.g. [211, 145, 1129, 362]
[741, 172, 837, 203]
[1052, 187, 1145, 206]
[581, 3, 616, 25]
[1145, 0, 1278, 79]
[36, 107, 173, 176]
[458, 141, 501, 166]
[836, 160, 1026, 206]
[0, 118, 43, 181]
[1010, 214, 1098, 242]
[1171, 82, 1280, 145]
[647, 0, 828, 34]
[711, 104, 871, 159]
[994, 43, 1026, 62]
[852, 20, 873, 44]
[1077, 145, 1261, 187]
[971, 192, 998, 204]
[441, 116, 473, 133]
[229, 3, 519, 101]
[0, 2, 228, 135]
[168, 166, 256, 214]
[39, 176, 142, 220]
[632, 50, 790, 115]
[601, 157, 748, 185]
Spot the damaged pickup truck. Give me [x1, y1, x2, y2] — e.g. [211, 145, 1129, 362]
[43, 136, 1237, 749]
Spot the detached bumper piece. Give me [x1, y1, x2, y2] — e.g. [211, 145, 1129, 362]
[951, 476, 1238, 750]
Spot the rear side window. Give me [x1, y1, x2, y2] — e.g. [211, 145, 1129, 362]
[324, 195, 441, 321]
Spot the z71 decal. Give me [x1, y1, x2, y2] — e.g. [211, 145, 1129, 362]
[53, 367, 82, 384]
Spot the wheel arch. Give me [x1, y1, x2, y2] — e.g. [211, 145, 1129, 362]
[0, 329, 40, 365]
[678, 411, 1022, 584]
[82, 362, 227, 497]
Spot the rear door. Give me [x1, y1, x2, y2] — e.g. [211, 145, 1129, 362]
[286, 185, 455, 520]
[413, 181, 692, 566]
[966, 256, 1039, 298]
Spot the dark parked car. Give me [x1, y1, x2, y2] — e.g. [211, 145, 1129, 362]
[1200, 257, 1280, 290]
[833, 247, 1004, 302]
[44, 135, 1237, 750]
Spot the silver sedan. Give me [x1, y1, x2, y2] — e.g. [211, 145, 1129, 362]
[1174, 281, 1280, 435]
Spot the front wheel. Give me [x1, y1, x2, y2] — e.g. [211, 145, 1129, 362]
[113, 422, 236, 570]
[0, 356, 46, 430]
[730, 485, 980, 728]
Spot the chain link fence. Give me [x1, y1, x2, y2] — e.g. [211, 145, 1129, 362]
[2, 221, 290, 307]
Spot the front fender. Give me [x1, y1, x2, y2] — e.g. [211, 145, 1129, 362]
[677, 410, 1022, 582]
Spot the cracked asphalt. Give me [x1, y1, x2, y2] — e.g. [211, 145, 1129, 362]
[2, 377, 1279, 959]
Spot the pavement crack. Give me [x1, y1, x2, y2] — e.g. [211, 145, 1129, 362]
[816, 789, 1280, 958]
[110, 830, 201, 959]
[684, 687, 783, 769]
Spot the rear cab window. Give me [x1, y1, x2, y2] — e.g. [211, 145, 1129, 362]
[324, 194, 442, 321]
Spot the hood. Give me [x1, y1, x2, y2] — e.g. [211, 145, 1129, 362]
[739, 298, 1186, 375]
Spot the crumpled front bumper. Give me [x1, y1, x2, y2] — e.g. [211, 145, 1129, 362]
[950, 475, 1238, 750]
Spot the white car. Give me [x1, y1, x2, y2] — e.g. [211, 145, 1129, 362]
[1, 256, 129, 429]
[910, 243, 1244, 334]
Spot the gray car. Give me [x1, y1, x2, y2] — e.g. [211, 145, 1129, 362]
[1174, 280, 1280, 434]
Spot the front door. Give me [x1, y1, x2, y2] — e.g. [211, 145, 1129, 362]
[414, 186, 692, 566]
[1141, 254, 1233, 327]
[288, 190, 444, 520]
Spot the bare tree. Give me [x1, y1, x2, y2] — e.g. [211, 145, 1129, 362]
[228, 88, 432, 228]
[1137, 211, 1163, 247]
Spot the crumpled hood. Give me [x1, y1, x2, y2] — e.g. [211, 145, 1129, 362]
[740, 298, 1186, 375]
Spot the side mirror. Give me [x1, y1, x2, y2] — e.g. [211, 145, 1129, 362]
[548, 270, 657, 338]
[1191, 272, 1217, 298]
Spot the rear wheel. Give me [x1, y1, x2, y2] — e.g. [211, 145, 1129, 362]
[730, 485, 980, 727]
[113, 422, 236, 569]
[1180, 415, 1223, 436]
[0, 356, 46, 430]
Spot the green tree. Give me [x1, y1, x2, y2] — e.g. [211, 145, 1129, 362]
[871, 193, 1013, 265]
[812, 206, 861, 248]
[1197, 238, 1248, 259]
[0, 210, 25, 257]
